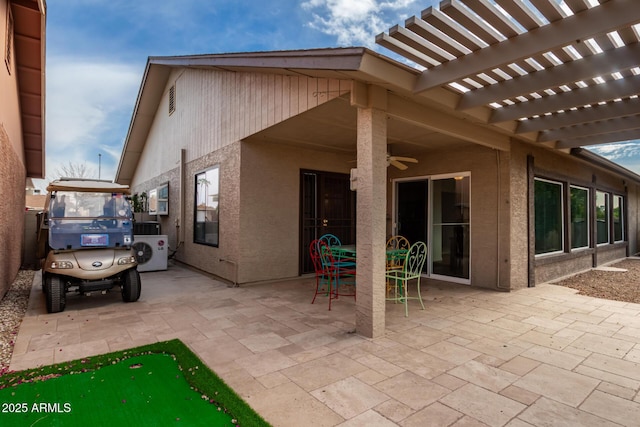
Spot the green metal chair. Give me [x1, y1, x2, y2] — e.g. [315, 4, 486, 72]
[385, 241, 427, 317]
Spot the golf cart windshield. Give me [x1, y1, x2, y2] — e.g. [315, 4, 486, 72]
[48, 191, 133, 250]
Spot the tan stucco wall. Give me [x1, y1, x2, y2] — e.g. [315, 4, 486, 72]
[127, 66, 640, 289]
[132, 140, 355, 284]
[237, 142, 354, 283]
[510, 141, 635, 286]
[0, 125, 27, 298]
[0, 0, 27, 297]
[387, 144, 511, 290]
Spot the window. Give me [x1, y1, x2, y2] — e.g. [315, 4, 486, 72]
[570, 186, 589, 249]
[157, 182, 169, 216]
[596, 191, 609, 245]
[535, 178, 563, 255]
[613, 195, 624, 242]
[194, 167, 219, 246]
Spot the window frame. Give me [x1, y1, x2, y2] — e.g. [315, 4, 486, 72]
[613, 194, 624, 243]
[194, 166, 220, 247]
[534, 177, 565, 256]
[157, 182, 169, 216]
[595, 190, 610, 246]
[569, 185, 590, 250]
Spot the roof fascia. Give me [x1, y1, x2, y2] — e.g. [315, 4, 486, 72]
[571, 147, 640, 184]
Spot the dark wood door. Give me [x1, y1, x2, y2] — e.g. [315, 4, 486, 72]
[300, 170, 356, 274]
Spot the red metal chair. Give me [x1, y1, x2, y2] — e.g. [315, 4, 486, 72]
[310, 239, 329, 305]
[319, 241, 356, 310]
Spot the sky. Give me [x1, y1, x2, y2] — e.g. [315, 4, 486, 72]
[40, 0, 640, 188]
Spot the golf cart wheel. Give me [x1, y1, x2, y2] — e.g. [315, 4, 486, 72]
[122, 269, 141, 302]
[45, 275, 66, 313]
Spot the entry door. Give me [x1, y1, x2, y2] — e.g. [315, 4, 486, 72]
[300, 170, 356, 274]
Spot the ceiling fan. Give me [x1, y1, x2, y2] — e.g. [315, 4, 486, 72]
[387, 153, 418, 170]
[349, 153, 418, 171]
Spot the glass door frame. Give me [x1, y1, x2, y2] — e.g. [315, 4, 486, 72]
[392, 172, 472, 285]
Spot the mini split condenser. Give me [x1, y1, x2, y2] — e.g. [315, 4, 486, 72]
[132, 235, 168, 272]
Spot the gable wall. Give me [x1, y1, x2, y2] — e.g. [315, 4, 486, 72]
[131, 68, 350, 186]
[129, 68, 352, 283]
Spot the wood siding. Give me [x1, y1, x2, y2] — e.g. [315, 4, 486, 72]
[132, 69, 351, 185]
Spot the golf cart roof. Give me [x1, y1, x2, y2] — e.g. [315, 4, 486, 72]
[47, 178, 131, 194]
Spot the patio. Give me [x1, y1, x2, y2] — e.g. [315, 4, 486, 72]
[10, 262, 640, 426]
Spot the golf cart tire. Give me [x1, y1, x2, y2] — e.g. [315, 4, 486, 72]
[46, 275, 66, 313]
[122, 269, 141, 302]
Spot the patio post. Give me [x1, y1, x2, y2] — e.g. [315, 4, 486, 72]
[354, 84, 388, 338]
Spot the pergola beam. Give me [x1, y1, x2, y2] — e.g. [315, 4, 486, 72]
[414, 0, 636, 93]
[458, 43, 640, 111]
[490, 74, 640, 123]
[557, 129, 640, 149]
[539, 115, 640, 142]
[517, 98, 640, 134]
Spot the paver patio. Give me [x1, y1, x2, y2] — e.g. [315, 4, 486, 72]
[10, 263, 640, 426]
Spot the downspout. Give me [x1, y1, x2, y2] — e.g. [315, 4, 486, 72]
[178, 149, 186, 246]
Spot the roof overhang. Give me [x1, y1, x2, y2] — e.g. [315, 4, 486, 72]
[115, 47, 517, 185]
[117, 0, 640, 184]
[11, 0, 46, 178]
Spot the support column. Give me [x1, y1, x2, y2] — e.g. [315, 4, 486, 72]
[355, 85, 388, 338]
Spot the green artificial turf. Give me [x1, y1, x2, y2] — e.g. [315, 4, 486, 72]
[0, 339, 270, 427]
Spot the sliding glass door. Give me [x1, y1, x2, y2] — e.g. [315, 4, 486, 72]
[394, 174, 470, 284]
[431, 175, 470, 281]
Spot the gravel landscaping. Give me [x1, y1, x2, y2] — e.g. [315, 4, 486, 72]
[552, 258, 640, 304]
[0, 270, 35, 375]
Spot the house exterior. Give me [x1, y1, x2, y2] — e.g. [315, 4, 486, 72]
[0, 0, 45, 297]
[116, 1, 640, 337]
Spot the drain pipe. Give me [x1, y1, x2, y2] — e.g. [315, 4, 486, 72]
[219, 258, 238, 287]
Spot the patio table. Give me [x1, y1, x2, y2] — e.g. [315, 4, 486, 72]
[330, 245, 408, 263]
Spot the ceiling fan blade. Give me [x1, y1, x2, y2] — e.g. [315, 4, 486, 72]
[390, 156, 418, 163]
[390, 160, 408, 170]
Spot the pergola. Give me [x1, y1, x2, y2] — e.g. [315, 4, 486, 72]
[352, 0, 639, 337]
[376, 0, 639, 151]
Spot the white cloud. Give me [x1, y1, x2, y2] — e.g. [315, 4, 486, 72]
[587, 141, 640, 175]
[45, 56, 141, 181]
[302, 0, 421, 47]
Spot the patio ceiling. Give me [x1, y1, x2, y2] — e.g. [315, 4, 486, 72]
[244, 96, 472, 157]
[376, 0, 640, 150]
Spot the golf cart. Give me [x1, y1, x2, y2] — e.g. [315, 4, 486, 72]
[38, 178, 141, 313]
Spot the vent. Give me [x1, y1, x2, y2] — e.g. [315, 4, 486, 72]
[169, 84, 176, 115]
[4, 6, 13, 73]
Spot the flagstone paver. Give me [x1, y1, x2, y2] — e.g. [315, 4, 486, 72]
[10, 264, 640, 426]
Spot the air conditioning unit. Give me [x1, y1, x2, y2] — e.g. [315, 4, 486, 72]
[132, 235, 168, 272]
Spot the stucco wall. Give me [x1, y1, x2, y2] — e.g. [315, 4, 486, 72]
[0, 0, 27, 297]
[387, 144, 511, 290]
[510, 141, 635, 286]
[0, 125, 27, 297]
[237, 142, 354, 283]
